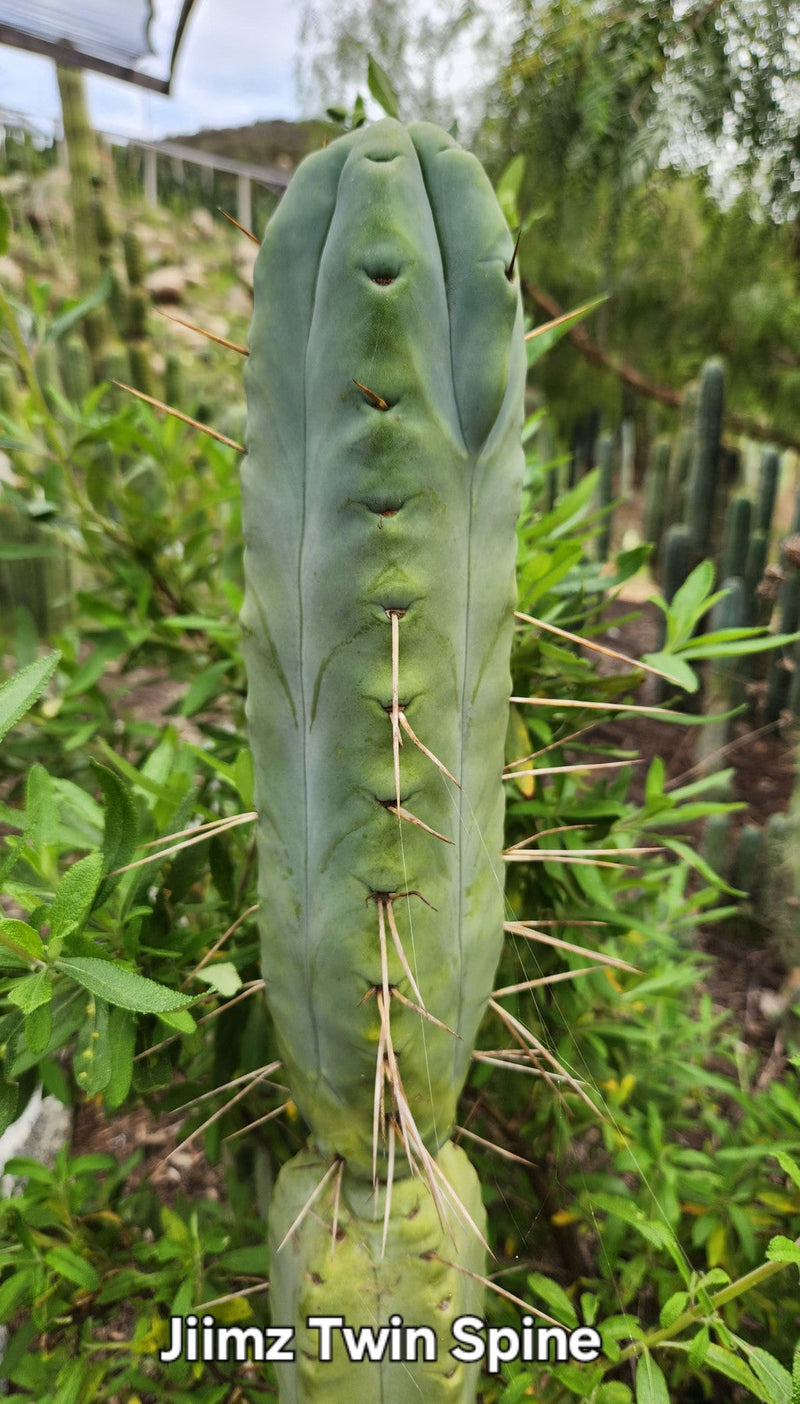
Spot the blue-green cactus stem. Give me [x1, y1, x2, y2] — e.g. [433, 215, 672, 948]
[686, 357, 725, 561]
[242, 118, 525, 1177]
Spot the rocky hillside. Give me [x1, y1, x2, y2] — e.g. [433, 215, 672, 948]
[164, 117, 333, 171]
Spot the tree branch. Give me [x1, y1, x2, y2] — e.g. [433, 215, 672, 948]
[524, 281, 800, 453]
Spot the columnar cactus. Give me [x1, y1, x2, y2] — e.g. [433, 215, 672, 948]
[241, 119, 525, 1402]
[642, 434, 670, 562]
[595, 430, 614, 561]
[686, 357, 725, 562]
[664, 379, 697, 526]
[720, 494, 751, 586]
[55, 63, 111, 358]
[755, 447, 780, 539]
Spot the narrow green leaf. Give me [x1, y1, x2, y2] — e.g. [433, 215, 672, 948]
[0, 652, 60, 744]
[74, 996, 111, 1096]
[525, 1272, 578, 1328]
[46, 273, 111, 343]
[666, 560, 715, 640]
[597, 1385, 633, 1404]
[63, 639, 131, 699]
[90, 761, 139, 909]
[48, 852, 104, 943]
[104, 1007, 136, 1109]
[663, 836, 745, 896]
[0, 1267, 30, 1321]
[54, 957, 193, 1013]
[658, 1291, 689, 1328]
[367, 53, 400, 118]
[216, 1246, 271, 1273]
[157, 1006, 197, 1034]
[498, 1376, 534, 1404]
[635, 1355, 669, 1404]
[52, 1356, 92, 1404]
[704, 1344, 772, 1401]
[645, 757, 665, 805]
[748, 1347, 793, 1404]
[525, 296, 606, 367]
[681, 630, 800, 660]
[593, 1193, 674, 1249]
[774, 1150, 800, 1191]
[688, 1325, 710, 1367]
[0, 834, 25, 891]
[25, 762, 59, 847]
[641, 652, 699, 692]
[233, 748, 254, 808]
[44, 1245, 99, 1291]
[180, 660, 231, 717]
[0, 190, 8, 255]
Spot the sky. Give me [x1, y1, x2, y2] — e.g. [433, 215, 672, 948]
[0, 0, 306, 142]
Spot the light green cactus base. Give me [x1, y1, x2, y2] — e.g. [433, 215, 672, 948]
[269, 1140, 487, 1404]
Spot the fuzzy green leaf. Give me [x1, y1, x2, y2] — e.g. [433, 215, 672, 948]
[658, 1291, 689, 1328]
[91, 761, 138, 908]
[25, 763, 59, 848]
[54, 957, 193, 1013]
[749, 1348, 793, 1404]
[104, 1007, 136, 1109]
[48, 852, 104, 943]
[0, 652, 60, 745]
[703, 1345, 772, 1401]
[74, 996, 111, 1096]
[765, 1234, 800, 1264]
[24, 1000, 52, 1056]
[0, 918, 45, 964]
[688, 1325, 710, 1368]
[8, 970, 52, 1014]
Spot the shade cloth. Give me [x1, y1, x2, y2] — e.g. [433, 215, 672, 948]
[0, 0, 199, 92]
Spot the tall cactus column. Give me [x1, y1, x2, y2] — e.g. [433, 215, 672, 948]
[241, 120, 525, 1402]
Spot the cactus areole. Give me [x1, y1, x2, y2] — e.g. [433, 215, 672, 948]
[241, 118, 526, 1403]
